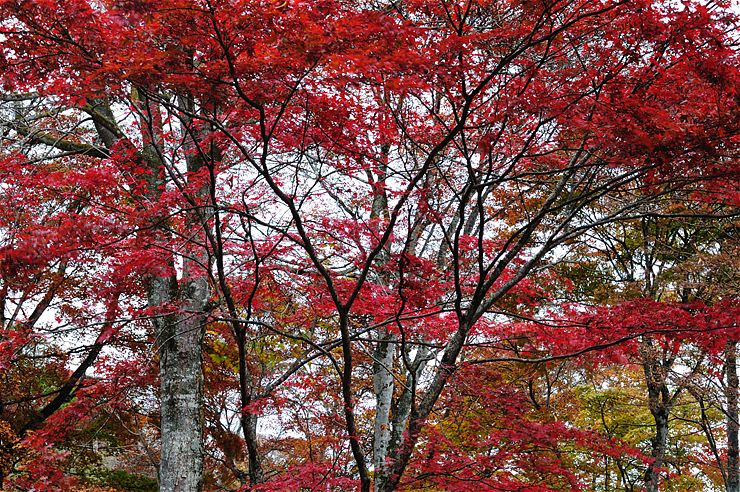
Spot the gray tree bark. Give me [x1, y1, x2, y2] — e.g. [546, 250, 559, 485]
[369, 143, 395, 491]
[372, 331, 395, 491]
[727, 341, 739, 492]
[143, 92, 211, 492]
[153, 276, 207, 492]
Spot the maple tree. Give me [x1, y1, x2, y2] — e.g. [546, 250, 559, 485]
[1, 0, 739, 490]
[577, 210, 740, 491]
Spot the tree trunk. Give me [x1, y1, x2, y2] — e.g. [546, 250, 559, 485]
[156, 278, 207, 492]
[145, 91, 211, 492]
[727, 340, 739, 492]
[372, 331, 395, 491]
[644, 409, 668, 492]
[337, 313, 371, 492]
[237, 332, 264, 486]
[369, 143, 393, 491]
[148, 250, 207, 492]
[375, 345, 430, 491]
[378, 328, 468, 492]
[640, 337, 676, 492]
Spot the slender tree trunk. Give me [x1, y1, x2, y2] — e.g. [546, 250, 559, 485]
[640, 338, 675, 492]
[375, 346, 429, 491]
[644, 409, 669, 492]
[378, 328, 468, 492]
[369, 141, 393, 491]
[372, 331, 395, 491]
[336, 313, 371, 492]
[237, 331, 264, 486]
[727, 340, 739, 492]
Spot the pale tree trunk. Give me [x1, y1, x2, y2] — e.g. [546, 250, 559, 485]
[155, 204, 210, 491]
[146, 190, 208, 492]
[372, 331, 395, 491]
[369, 141, 395, 490]
[155, 277, 207, 492]
[29, 90, 211, 492]
[143, 91, 211, 492]
[375, 346, 431, 492]
[727, 340, 739, 492]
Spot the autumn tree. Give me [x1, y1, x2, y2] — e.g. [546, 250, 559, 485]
[0, 0, 738, 490]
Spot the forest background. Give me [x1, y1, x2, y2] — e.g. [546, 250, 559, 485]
[0, 0, 739, 490]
